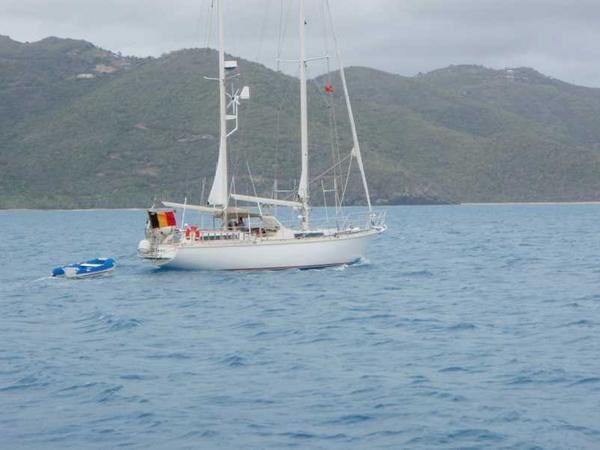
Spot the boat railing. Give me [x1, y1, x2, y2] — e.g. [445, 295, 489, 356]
[174, 227, 271, 244]
[171, 228, 245, 244]
[368, 210, 387, 229]
[166, 210, 386, 244]
[277, 209, 386, 232]
[339, 210, 386, 231]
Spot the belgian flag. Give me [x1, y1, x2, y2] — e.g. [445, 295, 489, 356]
[148, 210, 176, 229]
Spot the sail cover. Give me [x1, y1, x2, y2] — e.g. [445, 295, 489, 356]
[298, 170, 308, 202]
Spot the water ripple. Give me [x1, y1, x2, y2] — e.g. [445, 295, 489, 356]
[3, 207, 600, 449]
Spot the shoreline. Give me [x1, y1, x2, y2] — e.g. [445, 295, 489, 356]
[3, 201, 600, 212]
[460, 201, 600, 206]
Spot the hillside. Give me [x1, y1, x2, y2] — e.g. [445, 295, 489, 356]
[3, 36, 600, 208]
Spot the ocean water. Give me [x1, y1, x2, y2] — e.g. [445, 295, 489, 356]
[1, 205, 600, 449]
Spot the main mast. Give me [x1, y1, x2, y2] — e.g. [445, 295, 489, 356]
[217, 0, 228, 227]
[298, 0, 310, 230]
[207, 0, 229, 227]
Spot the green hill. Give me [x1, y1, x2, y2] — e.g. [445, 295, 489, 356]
[3, 36, 600, 208]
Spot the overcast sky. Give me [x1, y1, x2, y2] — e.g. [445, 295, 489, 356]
[2, 0, 600, 87]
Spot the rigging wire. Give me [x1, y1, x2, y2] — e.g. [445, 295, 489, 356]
[340, 152, 354, 207]
[255, 0, 272, 63]
[204, 0, 215, 51]
[203, 0, 359, 219]
[321, 0, 345, 214]
[306, 66, 345, 211]
[276, 0, 291, 71]
[325, 0, 371, 211]
[247, 161, 263, 216]
[275, 153, 351, 203]
[175, 0, 214, 209]
[274, 0, 297, 217]
[199, 177, 206, 227]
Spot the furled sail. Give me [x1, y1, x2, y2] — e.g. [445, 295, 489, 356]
[298, 168, 308, 201]
[208, 148, 228, 206]
[297, 0, 310, 225]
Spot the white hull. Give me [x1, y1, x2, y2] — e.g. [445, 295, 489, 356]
[144, 229, 380, 271]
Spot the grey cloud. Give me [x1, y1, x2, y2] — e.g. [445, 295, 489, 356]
[2, 0, 600, 87]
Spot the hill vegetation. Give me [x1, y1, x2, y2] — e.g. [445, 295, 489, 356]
[3, 35, 600, 208]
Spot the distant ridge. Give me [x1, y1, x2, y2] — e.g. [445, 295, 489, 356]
[2, 36, 600, 208]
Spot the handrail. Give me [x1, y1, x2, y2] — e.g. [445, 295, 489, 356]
[173, 210, 385, 240]
[276, 209, 386, 231]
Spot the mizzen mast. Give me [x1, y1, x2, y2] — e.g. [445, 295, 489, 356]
[325, 0, 372, 212]
[297, 0, 310, 230]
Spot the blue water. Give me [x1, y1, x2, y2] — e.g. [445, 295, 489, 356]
[1, 205, 600, 449]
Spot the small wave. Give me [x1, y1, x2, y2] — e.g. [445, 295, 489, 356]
[353, 257, 371, 267]
[447, 428, 506, 442]
[574, 294, 600, 303]
[502, 257, 523, 268]
[372, 338, 394, 346]
[363, 313, 394, 320]
[181, 430, 219, 439]
[570, 377, 600, 386]
[507, 369, 568, 385]
[147, 352, 191, 360]
[281, 431, 316, 439]
[419, 390, 468, 402]
[382, 285, 401, 291]
[220, 354, 246, 367]
[328, 414, 373, 425]
[448, 322, 477, 331]
[564, 336, 591, 344]
[439, 366, 470, 373]
[558, 421, 600, 437]
[277, 430, 351, 442]
[297, 336, 335, 344]
[349, 387, 377, 395]
[394, 317, 443, 328]
[33, 276, 53, 283]
[57, 382, 100, 394]
[235, 320, 264, 329]
[0, 374, 50, 392]
[76, 312, 143, 333]
[95, 385, 123, 403]
[409, 375, 430, 385]
[507, 375, 531, 385]
[400, 270, 434, 277]
[109, 318, 143, 332]
[119, 374, 145, 380]
[365, 430, 407, 438]
[562, 319, 596, 327]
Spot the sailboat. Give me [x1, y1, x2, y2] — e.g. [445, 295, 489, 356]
[137, 0, 386, 271]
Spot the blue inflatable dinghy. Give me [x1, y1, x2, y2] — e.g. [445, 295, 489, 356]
[52, 258, 116, 278]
